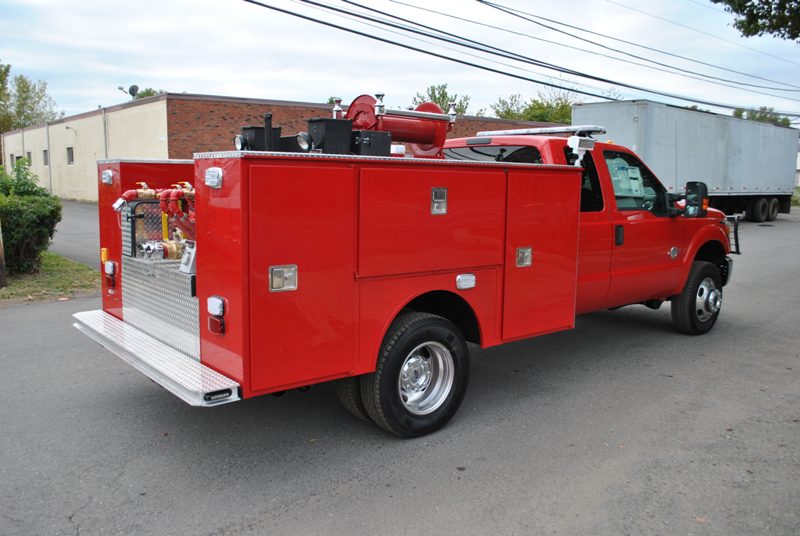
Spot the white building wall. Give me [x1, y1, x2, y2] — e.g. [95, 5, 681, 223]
[1, 98, 168, 201]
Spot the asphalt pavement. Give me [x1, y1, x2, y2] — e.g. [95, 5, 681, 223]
[1, 212, 799, 535]
[50, 200, 100, 268]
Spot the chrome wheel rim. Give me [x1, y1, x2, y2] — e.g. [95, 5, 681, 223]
[695, 277, 721, 322]
[398, 341, 455, 415]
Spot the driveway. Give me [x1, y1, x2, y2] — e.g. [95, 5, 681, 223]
[1, 212, 799, 535]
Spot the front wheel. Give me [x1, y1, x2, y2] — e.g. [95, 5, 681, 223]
[671, 261, 723, 335]
[360, 312, 469, 437]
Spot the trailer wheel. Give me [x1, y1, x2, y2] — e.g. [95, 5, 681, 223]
[360, 312, 469, 437]
[334, 377, 371, 422]
[767, 197, 779, 221]
[749, 197, 768, 222]
[671, 261, 723, 335]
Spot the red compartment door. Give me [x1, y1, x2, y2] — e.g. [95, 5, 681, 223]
[248, 163, 357, 392]
[502, 167, 581, 340]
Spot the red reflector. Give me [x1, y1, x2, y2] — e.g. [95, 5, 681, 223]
[208, 315, 225, 335]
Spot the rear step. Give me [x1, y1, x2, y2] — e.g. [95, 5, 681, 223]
[73, 310, 240, 407]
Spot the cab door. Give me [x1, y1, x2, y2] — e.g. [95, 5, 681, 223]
[601, 148, 687, 308]
[571, 151, 614, 314]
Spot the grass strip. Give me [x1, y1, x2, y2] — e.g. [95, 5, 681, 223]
[0, 251, 100, 303]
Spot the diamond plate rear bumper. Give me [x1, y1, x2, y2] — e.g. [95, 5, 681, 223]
[73, 310, 240, 407]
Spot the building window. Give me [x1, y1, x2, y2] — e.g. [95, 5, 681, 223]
[43, 149, 49, 166]
[8, 154, 13, 167]
[67, 146, 75, 165]
[26, 151, 31, 163]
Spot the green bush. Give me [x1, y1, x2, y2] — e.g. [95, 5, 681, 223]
[0, 160, 62, 274]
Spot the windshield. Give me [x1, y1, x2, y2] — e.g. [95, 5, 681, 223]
[444, 145, 543, 164]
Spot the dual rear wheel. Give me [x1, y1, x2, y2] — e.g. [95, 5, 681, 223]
[749, 197, 780, 222]
[334, 312, 469, 438]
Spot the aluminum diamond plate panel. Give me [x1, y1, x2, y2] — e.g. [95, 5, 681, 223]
[122, 201, 165, 257]
[73, 310, 239, 406]
[122, 256, 200, 359]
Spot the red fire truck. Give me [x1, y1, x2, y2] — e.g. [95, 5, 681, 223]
[74, 94, 735, 437]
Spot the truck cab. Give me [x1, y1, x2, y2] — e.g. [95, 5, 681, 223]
[444, 125, 734, 317]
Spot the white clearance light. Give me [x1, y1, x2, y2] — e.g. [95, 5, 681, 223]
[204, 167, 223, 189]
[207, 296, 225, 317]
[456, 273, 476, 290]
[101, 169, 114, 185]
[103, 261, 115, 275]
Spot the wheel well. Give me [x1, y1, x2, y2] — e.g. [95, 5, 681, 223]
[694, 240, 728, 283]
[404, 291, 481, 344]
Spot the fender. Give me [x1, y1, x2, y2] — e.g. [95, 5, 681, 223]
[356, 270, 499, 376]
[676, 220, 730, 289]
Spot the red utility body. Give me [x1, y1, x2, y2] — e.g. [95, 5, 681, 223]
[75, 105, 733, 437]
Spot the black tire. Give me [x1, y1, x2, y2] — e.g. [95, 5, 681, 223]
[767, 197, 779, 221]
[671, 261, 723, 335]
[749, 197, 768, 222]
[360, 312, 469, 438]
[334, 376, 371, 422]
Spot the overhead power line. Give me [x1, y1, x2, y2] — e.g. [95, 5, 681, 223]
[241, 0, 613, 100]
[605, 0, 800, 67]
[384, 0, 800, 97]
[476, 0, 800, 90]
[241, 0, 800, 116]
[299, 0, 616, 97]
[683, 0, 727, 14]
[317, 0, 800, 111]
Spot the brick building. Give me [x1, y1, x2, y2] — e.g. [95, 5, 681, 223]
[1, 93, 558, 201]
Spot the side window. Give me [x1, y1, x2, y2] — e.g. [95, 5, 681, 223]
[603, 150, 666, 214]
[564, 147, 603, 212]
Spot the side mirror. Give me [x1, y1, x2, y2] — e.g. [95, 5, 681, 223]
[685, 181, 709, 218]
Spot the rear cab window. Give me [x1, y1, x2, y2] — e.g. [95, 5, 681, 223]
[563, 147, 604, 213]
[444, 140, 605, 213]
[443, 145, 543, 164]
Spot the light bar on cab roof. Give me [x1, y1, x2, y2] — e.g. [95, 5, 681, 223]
[475, 125, 607, 137]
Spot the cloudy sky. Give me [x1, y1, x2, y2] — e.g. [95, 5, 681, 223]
[2, 0, 799, 120]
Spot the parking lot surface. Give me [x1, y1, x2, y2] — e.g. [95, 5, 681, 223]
[1, 212, 798, 535]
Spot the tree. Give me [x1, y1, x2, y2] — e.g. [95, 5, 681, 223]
[133, 88, 166, 100]
[732, 106, 791, 127]
[711, 0, 800, 42]
[412, 84, 483, 116]
[0, 62, 12, 135]
[0, 60, 63, 133]
[491, 93, 528, 119]
[490, 88, 578, 124]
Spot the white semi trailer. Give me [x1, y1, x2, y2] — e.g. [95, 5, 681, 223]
[572, 100, 798, 221]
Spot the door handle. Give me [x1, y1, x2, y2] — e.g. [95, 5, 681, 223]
[615, 225, 624, 246]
